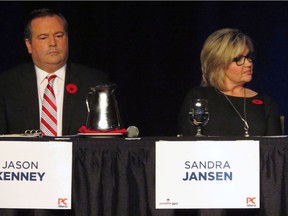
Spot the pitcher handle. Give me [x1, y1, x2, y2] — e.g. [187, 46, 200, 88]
[86, 91, 94, 113]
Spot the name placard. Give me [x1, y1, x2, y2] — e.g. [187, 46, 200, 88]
[156, 140, 259, 209]
[0, 141, 72, 209]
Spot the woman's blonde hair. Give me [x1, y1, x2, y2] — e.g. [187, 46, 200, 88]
[200, 28, 254, 90]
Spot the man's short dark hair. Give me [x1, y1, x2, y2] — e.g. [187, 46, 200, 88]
[24, 8, 69, 42]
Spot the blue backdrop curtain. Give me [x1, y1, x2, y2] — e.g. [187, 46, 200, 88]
[0, 1, 287, 136]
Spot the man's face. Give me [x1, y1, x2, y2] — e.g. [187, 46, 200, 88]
[25, 15, 69, 73]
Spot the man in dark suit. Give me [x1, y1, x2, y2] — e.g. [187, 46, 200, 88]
[0, 8, 108, 136]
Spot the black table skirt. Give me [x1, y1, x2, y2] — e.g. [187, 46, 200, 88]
[0, 136, 287, 216]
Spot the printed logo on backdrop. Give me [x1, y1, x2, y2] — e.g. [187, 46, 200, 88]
[0, 160, 45, 181]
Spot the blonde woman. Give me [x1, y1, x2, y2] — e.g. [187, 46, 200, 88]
[178, 28, 282, 137]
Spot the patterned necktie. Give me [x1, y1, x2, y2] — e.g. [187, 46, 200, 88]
[40, 75, 57, 136]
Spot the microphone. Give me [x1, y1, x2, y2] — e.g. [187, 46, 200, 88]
[127, 126, 139, 138]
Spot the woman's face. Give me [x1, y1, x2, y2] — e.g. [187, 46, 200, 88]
[223, 47, 253, 87]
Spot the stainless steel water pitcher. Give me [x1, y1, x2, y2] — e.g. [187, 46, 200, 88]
[85, 83, 122, 131]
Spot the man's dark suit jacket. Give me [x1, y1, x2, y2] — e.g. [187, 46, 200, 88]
[0, 62, 109, 135]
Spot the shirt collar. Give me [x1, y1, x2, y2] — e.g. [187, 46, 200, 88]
[36, 65, 66, 85]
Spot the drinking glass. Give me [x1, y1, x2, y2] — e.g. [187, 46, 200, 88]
[189, 99, 209, 136]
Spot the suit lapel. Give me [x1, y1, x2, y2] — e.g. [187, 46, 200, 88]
[21, 64, 40, 129]
[62, 64, 80, 134]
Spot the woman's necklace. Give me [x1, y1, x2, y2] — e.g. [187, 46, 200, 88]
[222, 88, 250, 137]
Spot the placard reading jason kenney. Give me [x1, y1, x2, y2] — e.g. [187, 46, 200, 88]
[0, 141, 72, 209]
[156, 140, 259, 209]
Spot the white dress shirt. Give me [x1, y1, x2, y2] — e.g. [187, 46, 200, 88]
[36, 65, 66, 136]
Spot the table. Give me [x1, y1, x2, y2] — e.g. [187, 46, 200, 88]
[0, 136, 287, 216]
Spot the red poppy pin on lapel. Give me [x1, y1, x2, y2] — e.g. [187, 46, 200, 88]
[66, 83, 78, 94]
[252, 99, 263, 105]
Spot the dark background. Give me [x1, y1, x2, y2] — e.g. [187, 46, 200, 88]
[0, 1, 287, 136]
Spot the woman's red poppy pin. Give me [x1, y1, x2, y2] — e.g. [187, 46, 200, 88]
[252, 99, 263, 105]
